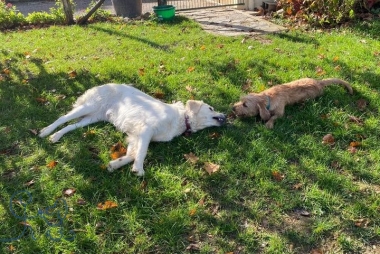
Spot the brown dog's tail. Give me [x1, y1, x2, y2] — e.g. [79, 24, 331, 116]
[320, 78, 353, 94]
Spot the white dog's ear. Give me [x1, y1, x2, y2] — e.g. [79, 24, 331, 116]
[186, 100, 203, 113]
[257, 102, 271, 121]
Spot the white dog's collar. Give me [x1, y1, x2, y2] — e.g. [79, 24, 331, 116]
[184, 115, 192, 136]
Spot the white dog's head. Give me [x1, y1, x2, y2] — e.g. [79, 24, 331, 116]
[186, 100, 226, 132]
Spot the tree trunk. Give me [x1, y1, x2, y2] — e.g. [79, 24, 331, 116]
[77, 0, 106, 25]
[61, 0, 74, 25]
[111, 0, 142, 18]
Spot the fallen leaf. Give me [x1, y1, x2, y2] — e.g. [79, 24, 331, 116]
[83, 130, 96, 138]
[200, 45, 206, 50]
[350, 141, 361, 147]
[97, 200, 118, 210]
[216, 44, 224, 48]
[310, 248, 323, 254]
[203, 162, 219, 175]
[36, 97, 48, 104]
[138, 68, 145, 76]
[47, 160, 58, 169]
[348, 115, 363, 125]
[3, 68, 11, 75]
[29, 129, 38, 135]
[68, 70, 77, 78]
[354, 218, 369, 227]
[356, 99, 368, 111]
[23, 179, 35, 187]
[315, 66, 326, 76]
[272, 171, 284, 181]
[347, 146, 358, 154]
[19, 221, 32, 227]
[209, 132, 221, 139]
[153, 91, 165, 99]
[317, 54, 325, 59]
[63, 188, 76, 197]
[185, 85, 194, 92]
[332, 56, 339, 62]
[110, 142, 127, 160]
[322, 134, 335, 145]
[76, 198, 87, 205]
[184, 152, 199, 164]
[186, 243, 200, 251]
[292, 183, 303, 190]
[189, 208, 197, 216]
[198, 196, 206, 206]
[187, 66, 195, 72]
[334, 65, 341, 71]
[140, 180, 148, 190]
[8, 244, 16, 252]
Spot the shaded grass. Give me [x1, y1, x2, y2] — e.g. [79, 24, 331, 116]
[0, 16, 380, 253]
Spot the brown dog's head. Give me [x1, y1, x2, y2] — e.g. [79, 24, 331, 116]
[232, 94, 271, 121]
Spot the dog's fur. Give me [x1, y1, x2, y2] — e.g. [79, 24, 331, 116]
[39, 83, 226, 176]
[232, 78, 353, 129]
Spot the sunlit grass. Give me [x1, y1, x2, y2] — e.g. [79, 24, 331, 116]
[0, 17, 379, 253]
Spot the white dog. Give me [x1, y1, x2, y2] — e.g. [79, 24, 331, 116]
[39, 83, 226, 176]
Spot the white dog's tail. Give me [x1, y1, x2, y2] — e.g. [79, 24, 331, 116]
[320, 78, 353, 94]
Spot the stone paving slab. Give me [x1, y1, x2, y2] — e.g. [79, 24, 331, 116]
[178, 8, 287, 36]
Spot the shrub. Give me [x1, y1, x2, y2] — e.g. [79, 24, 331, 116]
[277, 0, 356, 27]
[0, 1, 26, 29]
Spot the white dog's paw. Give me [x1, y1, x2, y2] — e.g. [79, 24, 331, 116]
[131, 167, 145, 177]
[39, 127, 51, 138]
[107, 163, 116, 172]
[48, 133, 61, 143]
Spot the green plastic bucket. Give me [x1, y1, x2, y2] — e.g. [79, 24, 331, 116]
[153, 5, 175, 21]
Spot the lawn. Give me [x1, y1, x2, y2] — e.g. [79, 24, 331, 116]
[0, 15, 380, 253]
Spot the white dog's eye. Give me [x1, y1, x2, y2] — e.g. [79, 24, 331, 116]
[209, 107, 214, 111]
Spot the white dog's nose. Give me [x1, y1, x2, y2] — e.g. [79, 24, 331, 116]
[213, 115, 226, 125]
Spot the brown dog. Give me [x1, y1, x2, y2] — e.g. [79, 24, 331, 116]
[232, 78, 353, 129]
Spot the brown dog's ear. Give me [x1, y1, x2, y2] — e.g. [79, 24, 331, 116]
[186, 100, 203, 113]
[257, 101, 271, 121]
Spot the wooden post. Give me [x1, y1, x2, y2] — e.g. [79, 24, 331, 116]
[77, 0, 106, 25]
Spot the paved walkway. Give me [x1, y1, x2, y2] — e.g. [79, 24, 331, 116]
[8, 0, 287, 36]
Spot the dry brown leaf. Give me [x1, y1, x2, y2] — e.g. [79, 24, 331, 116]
[350, 141, 361, 147]
[140, 180, 148, 190]
[209, 132, 221, 139]
[185, 85, 194, 92]
[153, 91, 165, 99]
[97, 200, 118, 210]
[3, 68, 11, 75]
[347, 146, 358, 154]
[322, 134, 335, 145]
[68, 70, 77, 78]
[332, 56, 339, 62]
[216, 44, 224, 48]
[8, 244, 16, 252]
[29, 129, 38, 135]
[63, 188, 76, 197]
[184, 152, 199, 164]
[187, 66, 195, 72]
[310, 248, 323, 254]
[272, 171, 284, 181]
[356, 99, 368, 111]
[292, 183, 303, 190]
[200, 45, 206, 50]
[315, 66, 326, 76]
[47, 160, 58, 169]
[110, 142, 127, 160]
[138, 68, 145, 76]
[354, 218, 369, 227]
[204, 162, 220, 175]
[186, 243, 200, 251]
[36, 97, 48, 104]
[24, 179, 35, 187]
[77, 198, 87, 205]
[348, 115, 363, 125]
[189, 208, 197, 216]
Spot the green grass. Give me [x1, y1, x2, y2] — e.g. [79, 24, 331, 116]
[0, 16, 380, 253]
